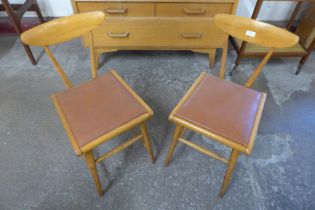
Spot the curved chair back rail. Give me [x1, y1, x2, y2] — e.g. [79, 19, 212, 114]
[214, 14, 299, 87]
[21, 11, 105, 47]
[20, 12, 105, 87]
[214, 14, 299, 49]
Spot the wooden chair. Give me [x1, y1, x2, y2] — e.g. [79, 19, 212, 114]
[0, 0, 45, 65]
[21, 11, 155, 197]
[164, 15, 298, 197]
[215, 14, 299, 87]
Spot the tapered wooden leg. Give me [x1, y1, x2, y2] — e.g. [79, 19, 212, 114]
[164, 124, 183, 167]
[139, 123, 155, 163]
[85, 151, 104, 196]
[219, 149, 240, 197]
[219, 44, 228, 79]
[209, 49, 216, 69]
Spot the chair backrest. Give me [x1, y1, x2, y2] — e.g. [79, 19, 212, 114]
[21, 11, 105, 88]
[214, 14, 299, 49]
[214, 14, 299, 87]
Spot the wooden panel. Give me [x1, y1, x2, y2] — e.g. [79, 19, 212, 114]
[156, 3, 233, 17]
[90, 17, 226, 48]
[76, 2, 154, 16]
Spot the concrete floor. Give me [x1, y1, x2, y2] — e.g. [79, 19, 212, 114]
[0, 34, 314, 210]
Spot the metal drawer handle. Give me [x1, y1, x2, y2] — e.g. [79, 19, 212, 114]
[107, 32, 130, 38]
[184, 8, 206, 15]
[105, 8, 127, 14]
[181, 33, 203, 39]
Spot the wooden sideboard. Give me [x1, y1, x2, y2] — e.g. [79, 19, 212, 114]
[71, 0, 238, 73]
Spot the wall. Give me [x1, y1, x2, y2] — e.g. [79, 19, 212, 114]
[0, 0, 301, 21]
[0, 0, 73, 17]
[235, 0, 297, 21]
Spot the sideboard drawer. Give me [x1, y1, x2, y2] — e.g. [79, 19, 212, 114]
[76, 2, 154, 16]
[91, 17, 226, 48]
[155, 3, 233, 17]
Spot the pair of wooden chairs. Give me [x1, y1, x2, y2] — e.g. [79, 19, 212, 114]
[21, 12, 298, 198]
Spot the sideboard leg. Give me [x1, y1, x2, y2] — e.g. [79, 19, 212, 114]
[209, 49, 216, 69]
[95, 51, 101, 70]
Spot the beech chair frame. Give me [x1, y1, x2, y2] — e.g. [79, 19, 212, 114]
[164, 72, 267, 197]
[21, 12, 155, 196]
[214, 14, 299, 87]
[164, 15, 298, 197]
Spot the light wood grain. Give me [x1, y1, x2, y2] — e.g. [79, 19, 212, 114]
[164, 124, 183, 166]
[73, 0, 238, 69]
[85, 151, 104, 196]
[178, 138, 228, 163]
[21, 11, 105, 46]
[245, 49, 274, 88]
[219, 149, 239, 197]
[96, 134, 143, 163]
[155, 3, 233, 17]
[214, 14, 299, 48]
[139, 123, 155, 163]
[76, 2, 154, 16]
[92, 17, 226, 48]
[44, 47, 73, 89]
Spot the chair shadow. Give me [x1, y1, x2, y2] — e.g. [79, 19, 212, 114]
[95, 131, 144, 194]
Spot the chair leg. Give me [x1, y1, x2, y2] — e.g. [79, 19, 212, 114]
[21, 42, 37, 65]
[219, 149, 240, 197]
[84, 151, 104, 196]
[219, 43, 228, 79]
[32, 0, 45, 23]
[164, 124, 183, 167]
[139, 122, 155, 163]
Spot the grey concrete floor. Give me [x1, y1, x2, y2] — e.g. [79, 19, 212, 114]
[0, 35, 314, 210]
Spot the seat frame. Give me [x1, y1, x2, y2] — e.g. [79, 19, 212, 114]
[164, 72, 266, 197]
[21, 12, 155, 196]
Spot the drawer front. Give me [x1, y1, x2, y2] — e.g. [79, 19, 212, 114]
[91, 18, 227, 48]
[156, 3, 234, 17]
[76, 2, 154, 17]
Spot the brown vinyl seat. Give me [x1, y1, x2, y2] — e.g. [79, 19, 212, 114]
[53, 71, 148, 148]
[174, 74, 263, 147]
[21, 12, 155, 197]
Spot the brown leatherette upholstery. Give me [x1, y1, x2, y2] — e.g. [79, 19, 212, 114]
[175, 74, 262, 146]
[54, 72, 147, 147]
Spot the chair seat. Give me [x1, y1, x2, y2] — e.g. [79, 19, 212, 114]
[173, 74, 263, 146]
[53, 71, 149, 148]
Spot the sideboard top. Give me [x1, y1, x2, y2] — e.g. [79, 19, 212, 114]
[72, 0, 236, 3]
